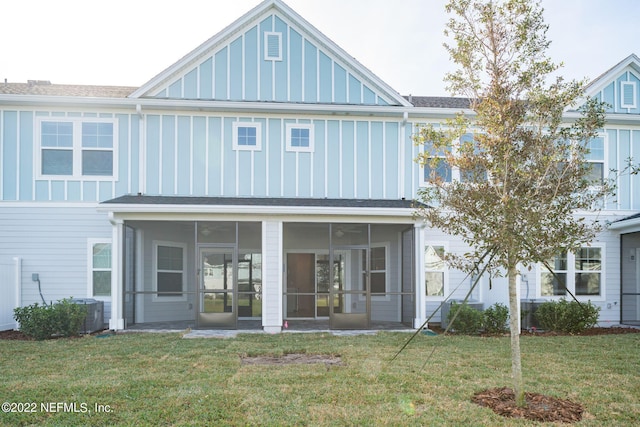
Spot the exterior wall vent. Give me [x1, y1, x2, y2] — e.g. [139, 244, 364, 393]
[264, 32, 282, 61]
[621, 81, 636, 109]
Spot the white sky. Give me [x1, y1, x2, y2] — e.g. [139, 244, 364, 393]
[2, 0, 639, 97]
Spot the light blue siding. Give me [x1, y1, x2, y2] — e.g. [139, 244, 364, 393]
[51, 180, 65, 201]
[304, 40, 317, 103]
[356, 121, 369, 197]
[405, 124, 415, 199]
[230, 37, 243, 101]
[283, 148, 296, 197]
[326, 120, 340, 197]
[2, 111, 17, 200]
[223, 118, 235, 195]
[199, 57, 213, 99]
[253, 118, 267, 196]
[244, 27, 258, 101]
[342, 121, 354, 198]
[619, 130, 631, 210]
[168, 80, 181, 98]
[146, 115, 160, 195]
[19, 111, 33, 201]
[633, 130, 640, 210]
[349, 75, 361, 104]
[207, 117, 222, 196]
[319, 52, 332, 103]
[215, 47, 228, 100]
[184, 69, 197, 99]
[177, 116, 191, 195]
[67, 181, 81, 201]
[385, 122, 399, 198]
[313, 120, 326, 197]
[161, 116, 176, 195]
[363, 86, 376, 105]
[274, 16, 288, 102]
[268, 118, 282, 196]
[35, 181, 48, 201]
[298, 152, 312, 197]
[371, 122, 384, 198]
[99, 181, 112, 201]
[289, 29, 303, 102]
[606, 129, 617, 210]
[130, 115, 141, 194]
[115, 114, 129, 196]
[192, 117, 206, 195]
[334, 64, 347, 104]
[602, 82, 614, 112]
[260, 17, 273, 101]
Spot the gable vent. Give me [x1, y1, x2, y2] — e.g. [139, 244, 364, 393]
[621, 81, 636, 109]
[264, 32, 282, 61]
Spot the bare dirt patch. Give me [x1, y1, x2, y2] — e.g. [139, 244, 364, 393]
[472, 387, 583, 424]
[240, 353, 343, 366]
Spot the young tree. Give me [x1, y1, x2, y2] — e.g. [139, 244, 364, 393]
[414, 0, 610, 406]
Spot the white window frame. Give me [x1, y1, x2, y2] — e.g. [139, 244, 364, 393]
[368, 243, 389, 301]
[621, 81, 637, 109]
[36, 117, 118, 180]
[286, 123, 314, 152]
[232, 122, 262, 151]
[537, 243, 605, 301]
[87, 238, 112, 300]
[153, 241, 187, 302]
[425, 242, 449, 299]
[264, 31, 282, 61]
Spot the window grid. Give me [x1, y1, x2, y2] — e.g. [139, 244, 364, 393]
[425, 245, 446, 297]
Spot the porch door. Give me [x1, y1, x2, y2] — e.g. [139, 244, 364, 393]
[330, 246, 370, 329]
[198, 247, 237, 328]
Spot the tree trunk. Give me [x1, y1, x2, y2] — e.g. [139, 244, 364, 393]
[508, 264, 525, 407]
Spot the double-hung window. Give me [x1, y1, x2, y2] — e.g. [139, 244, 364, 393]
[422, 143, 452, 184]
[583, 136, 605, 184]
[232, 122, 262, 151]
[38, 118, 116, 178]
[367, 246, 387, 295]
[286, 123, 314, 152]
[88, 239, 112, 298]
[540, 245, 603, 298]
[154, 241, 187, 301]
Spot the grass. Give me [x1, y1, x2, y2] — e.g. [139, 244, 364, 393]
[0, 332, 638, 426]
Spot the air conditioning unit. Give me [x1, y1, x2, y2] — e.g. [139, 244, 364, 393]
[441, 299, 483, 329]
[70, 298, 104, 334]
[521, 300, 545, 330]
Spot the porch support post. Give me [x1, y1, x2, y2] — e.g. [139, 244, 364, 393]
[109, 216, 125, 330]
[414, 224, 426, 328]
[262, 220, 283, 333]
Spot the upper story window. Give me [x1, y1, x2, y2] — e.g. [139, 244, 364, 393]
[232, 122, 262, 151]
[621, 81, 637, 109]
[264, 32, 282, 61]
[286, 123, 314, 152]
[38, 118, 116, 179]
[583, 136, 605, 183]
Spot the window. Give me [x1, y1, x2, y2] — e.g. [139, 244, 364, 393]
[88, 240, 111, 298]
[621, 81, 636, 109]
[232, 122, 262, 151]
[584, 136, 605, 183]
[38, 118, 116, 178]
[458, 133, 487, 182]
[425, 245, 446, 297]
[286, 123, 314, 152]
[540, 246, 603, 298]
[367, 246, 387, 294]
[154, 242, 186, 301]
[264, 32, 282, 61]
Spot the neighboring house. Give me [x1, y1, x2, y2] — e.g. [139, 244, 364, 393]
[0, 0, 638, 332]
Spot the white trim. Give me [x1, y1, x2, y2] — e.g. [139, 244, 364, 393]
[87, 238, 112, 301]
[536, 243, 606, 301]
[232, 121, 262, 151]
[285, 122, 314, 152]
[621, 80, 637, 109]
[35, 116, 118, 181]
[152, 240, 188, 302]
[368, 243, 390, 301]
[424, 241, 449, 300]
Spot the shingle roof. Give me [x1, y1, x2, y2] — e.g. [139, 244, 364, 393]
[404, 96, 471, 109]
[0, 81, 136, 98]
[102, 194, 422, 209]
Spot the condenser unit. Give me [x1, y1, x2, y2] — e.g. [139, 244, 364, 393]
[70, 298, 104, 334]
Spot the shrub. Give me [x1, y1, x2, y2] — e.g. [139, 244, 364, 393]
[483, 303, 509, 334]
[14, 298, 87, 340]
[534, 299, 600, 334]
[447, 301, 483, 334]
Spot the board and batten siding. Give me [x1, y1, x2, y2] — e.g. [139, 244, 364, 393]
[152, 13, 392, 106]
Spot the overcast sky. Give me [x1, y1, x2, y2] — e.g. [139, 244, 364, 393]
[2, 0, 639, 96]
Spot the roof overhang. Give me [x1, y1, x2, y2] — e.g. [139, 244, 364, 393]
[609, 212, 640, 232]
[99, 195, 423, 223]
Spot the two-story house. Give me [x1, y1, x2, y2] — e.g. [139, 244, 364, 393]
[1, 0, 638, 332]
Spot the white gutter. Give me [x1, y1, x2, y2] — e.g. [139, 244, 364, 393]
[608, 216, 640, 231]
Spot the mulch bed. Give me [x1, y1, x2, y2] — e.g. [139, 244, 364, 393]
[472, 387, 583, 423]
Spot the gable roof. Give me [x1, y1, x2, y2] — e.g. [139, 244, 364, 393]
[129, 0, 411, 107]
[585, 53, 640, 95]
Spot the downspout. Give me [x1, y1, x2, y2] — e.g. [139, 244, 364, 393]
[136, 104, 146, 195]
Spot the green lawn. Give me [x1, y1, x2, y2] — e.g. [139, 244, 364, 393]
[0, 332, 638, 426]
